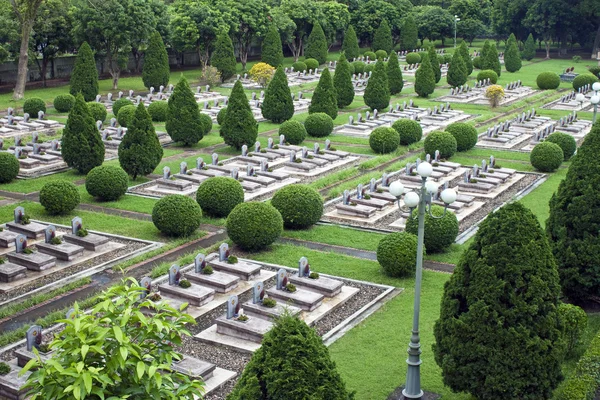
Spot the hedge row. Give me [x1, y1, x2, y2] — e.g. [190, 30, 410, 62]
[554, 331, 600, 400]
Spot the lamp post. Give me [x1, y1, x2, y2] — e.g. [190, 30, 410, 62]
[388, 162, 457, 399]
[592, 82, 600, 123]
[576, 93, 586, 110]
[454, 15, 460, 48]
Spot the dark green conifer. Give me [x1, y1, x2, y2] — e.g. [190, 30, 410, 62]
[458, 40, 473, 75]
[504, 33, 522, 72]
[372, 20, 393, 54]
[211, 33, 237, 82]
[308, 68, 338, 119]
[221, 80, 258, 149]
[333, 53, 355, 107]
[414, 54, 435, 97]
[363, 60, 390, 111]
[386, 51, 403, 95]
[401, 16, 418, 51]
[262, 66, 294, 123]
[70, 42, 99, 102]
[482, 43, 501, 76]
[447, 50, 468, 87]
[142, 32, 170, 90]
[166, 77, 205, 146]
[305, 22, 328, 65]
[341, 25, 359, 60]
[261, 25, 284, 68]
[523, 33, 536, 60]
[428, 46, 441, 83]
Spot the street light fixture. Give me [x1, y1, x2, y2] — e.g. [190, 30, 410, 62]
[592, 82, 600, 123]
[388, 161, 457, 399]
[454, 15, 460, 48]
[576, 93, 586, 109]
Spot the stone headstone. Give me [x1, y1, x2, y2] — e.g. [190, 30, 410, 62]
[0, 139, 3, 150]
[435, 150, 440, 162]
[247, 164, 255, 176]
[252, 281, 265, 304]
[289, 150, 296, 162]
[23, 113, 30, 123]
[95, 95, 101, 102]
[14, 135, 22, 147]
[31, 132, 39, 143]
[7, 107, 14, 116]
[227, 295, 240, 319]
[254, 141, 261, 153]
[14, 206, 25, 224]
[33, 143, 41, 155]
[490, 155, 495, 168]
[356, 183, 364, 199]
[219, 243, 229, 261]
[301, 146, 309, 158]
[276, 268, 288, 290]
[260, 160, 268, 172]
[231, 167, 239, 180]
[242, 144, 248, 157]
[381, 173, 390, 187]
[15, 234, 27, 253]
[196, 158, 205, 169]
[163, 166, 171, 180]
[193, 253, 206, 274]
[66, 308, 76, 320]
[313, 142, 320, 154]
[96, 121, 103, 131]
[140, 276, 152, 299]
[279, 134, 286, 145]
[180, 162, 187, 175]
[168, 264, 181, 286]
[14, 147, 22, 159]
[44, 225, 56, 244]
[325, 139, 331, 150]
[38, 110, 45, 120]
[26, 325, 42, 351]
[298, 256, 310, 277]
[71, 217, 83, 236]
[212, 153, 219, 165]
[342, 190, 351, 205]
[369, 178, 377, 192]
[267, 138, 274, 149]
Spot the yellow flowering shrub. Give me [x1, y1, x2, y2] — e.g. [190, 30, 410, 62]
[249, 62, 275, 87]
[485, 85, 505, 108]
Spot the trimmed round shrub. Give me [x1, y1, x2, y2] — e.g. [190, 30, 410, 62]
[347, 62, 355, 75]
[88, 102, 107, 123]
[353, 61, 366, 74]
[536, 72, 561, 90]
[147, 101, 168, 122]
[0, 153, 19, 183]
[39, 180, 80, 215]
[405, 52, 421, 64]
[377, 232, 419, 277]
[23, 98, 46, 116]
[271, 184, 323, 229]
[476, 69, 498, 84]
[369, 127, 399, 154]
[437, 54, 446, 65]
[216, 107, 228, 125]
[393, 119, 423, 145]
[557, 302, 588, 357]
[530, 141, 564, 172]
[279, 120, 307, 145]
[304, 58, 319, 71]
[443, 54, 453, 64]
[304, 113, 333, 137]
[196, 177, 244, 218]
[472, 56, 482, 69]
[292, 61, 307, 72]
[198, 113, 213, 135]
[572, 73, 599, 91]
[117, 105, 136, 127]
[375, 49, 388, 60]
[424, 130, 457, 159]
[152, 194, 202, 237]
[85, 165, 128, 201]
[363, 51, 376, 61]
[112, 98, 133, 116]
[364, 63, 375, 73]
[226, 202, 283, 251]
[588, 66, 600, 78]
[445, 123, 478, 152]
[53, 94, 75, 113]
[546, 132, 577, 160]
[406, 204, 458, 252]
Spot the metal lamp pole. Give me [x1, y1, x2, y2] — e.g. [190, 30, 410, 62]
[454, 16, 460, 48]
[591, 82, 600, 123]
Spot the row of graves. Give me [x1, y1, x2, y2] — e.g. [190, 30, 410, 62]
[352, 72, 414, 95]
[0, 110, 62, 139]
[542, 84, 598, 111]
[128, 137, 358, 201]
[225, 69, 322, 90]
[439, 80, 537, 106]
[471, 50, 504, 63]
[0, 207, 158, 297]
[335, 100, 474, 138]
[401, 63, 449, 77]
[97, 119, 171, 149]
[394, 48, 445, 62]
[476, 109, 593, 152]
[0, 244, 395, 399]
[322, 152, 534, 233]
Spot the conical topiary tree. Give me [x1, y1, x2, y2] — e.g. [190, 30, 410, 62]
[308, 68, 338, 119]
[458, 40, 473, 75]
[364, 60, 390, 111]
[372, 20, 393, 54]
[342, 25, 359, 61]
[523, 33, 536, 60]
[262, 66, 294, 123]
[387, 51, 403, 95]
[61, 94, 104, 174]
[433, 202, 563, 400]
[118, 103, 163, 180]
[414, 54, 435, 97]
[401, 16, 418, 51]
[305, 22, 328, 65]
[480, 40, 491, 61]
[547, 121, 600, 301]
[142, 31, 170, 90]
[166, 77, 205, 146]
[504, 33, 522, 72]
[261, 25, 284, 68]
[227, 315, 353, 400]
[221, 80, 258, 149]
[211, 32, 237, 82]
[70, 42, 98, 102]
[333, 53, 354, 107]
[428, 45, 441, 83]
[482, 42, 501, 76]
[447, 50, 468, 87]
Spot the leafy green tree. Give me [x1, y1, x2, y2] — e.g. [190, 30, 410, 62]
[491, 0, 529, 40]
[69, 42, 98, 102]
[211, 32, 237, 82]
[61, 94, 104, 174]
[482, 42, 501, 76]
[308, 68, 338, 119]
[372, 19, 393, 54]
[270, 0, 321, 61]
[130, 0, 168, 73]
[412, 6, 454, 46]
[523, 33, 536, 60]
[458, 40, 473, 75]
[262, 66, 294, 123]
[387, 51, 404, 95]
[261, 25, 284, 67]
[414, 54, 435, 97]
[364, 60, 390, 111]
[351, 0, 410, 45]
[434, 202, 563, 400]
[22, 278, 204, 399]
[504, 33, 522, 72]
[523, 0, 563, 59]
[447, 50, 468, 87]
[341, 25, 359, 60]
[401, 15, 418, 50]
[142, 31, 170, 90]
[318, 1, 350, 47]
[166, 77, 205, 146]
[221, 80, 258, 149]
[333, 52, 355, 107]
[428, 45, 441, 83]
[305, 22, 328, 65]
[457, 19, 485, 45]
[229, 0, 270, 70]
[119, 103, 163, 180]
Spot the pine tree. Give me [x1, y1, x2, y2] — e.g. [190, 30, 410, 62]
[401, 16, 418, 51]
[480, 40, 491, 62]
[483, 43, 502, 76]
[458, 40, 473, 75]
[341, 25, 359, 61]
[364, 60, 390, 111]
[372, 20, 393, 54]
[261, 25, 284, 68]
[211, 33, 237, 82]
[414, 54, 435, 97]
[142, 32, 170, 90]
[434, 202, 563, 399]
[70, 42, 98, 102]
[523, 33, 536, 60]
[262, 66, 294, 123]
[221, 80, 258, 149]
[308, 68, 338, 119]
[166, 77, 205, 146]
[386, 51, 403, 95]
[504, 33, 522, 72]
[305, 22, 328, 65]
[118, 103, 163, 180]
[61, 94, 104, 174]
[447, 50, 468, 87]
[428, 45, 441, 83]
[333, 53, 354, 107]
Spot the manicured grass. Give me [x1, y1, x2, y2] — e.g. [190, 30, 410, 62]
[78, 187, 157, 215]
[519, 167, 568, 228]
[281, 225, 386, 252]
[0, 169, 84, 194]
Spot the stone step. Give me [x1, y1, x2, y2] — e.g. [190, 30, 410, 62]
[0, 230, 19, 248]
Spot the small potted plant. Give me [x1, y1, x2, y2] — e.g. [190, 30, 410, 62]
[50, 236, 62, 245]
[285, 283, 297, 293]
[237, 314, 249, 322]
[293, 158, 302, 164]
[0, 361, 11, 376]
[262, 298, 277, 308]
[469, 178, 478, 184]
[147, 293, 162, 302]
[309, 272, 320, 280]
[76, 228, 89, 237]
[202, 265, 214, 275]
[179, 279, 191, 289]
[37, 343, 52, 354]
[20, 214, 31, 225]
[23, 247, 34, 255]
[227, 255, 238, 264]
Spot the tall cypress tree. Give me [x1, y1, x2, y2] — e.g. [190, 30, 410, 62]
[305, 22, 328, 65]
[61, 94, 104, 174]
[262, 66, 294, 123]
[166, 77, 205, 146]
[414, 54, 435, 97]
[70, 42, 98, 102]
[401, 16, 418, 51]
[523, 33, 536, 60]
[364, 60, 390, 111]
[447, 50, 468, 87]
[372, 20, 393, 54]
[119, 103, 163, 180]
[333, 53, 354, 108]
[504, 33, 522, 72]
[221, 80, 258, 149]
[458, 40, 473, 75]
[387, 51, 403, 95]
[142, 32, 170, 90]
[342, 25, 359, 61]
[428, 46, 441, 83]
[483, 43, 502, 76]
[480, 40, 491, 61]
[261, 25, 284, 68]
[211, 33, 237, 82]
[308, 68, 338, 119]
